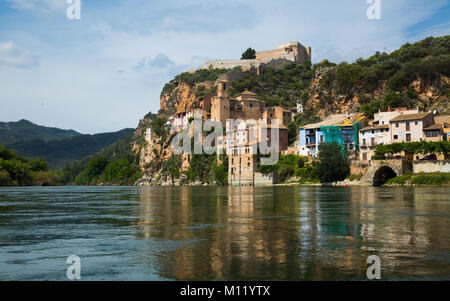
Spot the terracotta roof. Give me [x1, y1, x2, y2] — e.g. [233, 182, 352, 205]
[301, 113, 364, 130]
[360, 125, 390, 132]
[423, 124, 442, 131]
[390, 112, 431, 122]
[434, 115, 450, 125]
[239, 90, 259, 96]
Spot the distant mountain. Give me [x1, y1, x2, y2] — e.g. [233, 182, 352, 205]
[0, 119, 81, 145]
[0, 120, 135, 169]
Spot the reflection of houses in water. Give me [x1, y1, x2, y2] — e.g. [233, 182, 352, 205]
[135, 186, 305, 280]
[133, 187, 446, 280]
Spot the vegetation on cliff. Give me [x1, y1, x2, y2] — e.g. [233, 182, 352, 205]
[314, 36, 450, 117]
[230, 62, 314, 108]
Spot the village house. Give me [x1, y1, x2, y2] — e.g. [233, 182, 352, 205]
[359, 108, 421, 161]
[389, 112, 434, 143]
[433, 115, 450, 141]
[299, 113, 368, 158]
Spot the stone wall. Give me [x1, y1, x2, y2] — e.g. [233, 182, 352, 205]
[254, 172, 277, 186]
[413, 161, 450, 174]
[350, 160, 370, 175]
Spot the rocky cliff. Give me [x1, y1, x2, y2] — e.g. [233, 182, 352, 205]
[308, 67, 449, 119]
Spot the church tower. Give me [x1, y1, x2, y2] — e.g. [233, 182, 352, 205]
[212, 80, 231, 126]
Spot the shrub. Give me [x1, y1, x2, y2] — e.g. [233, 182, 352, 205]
[315, 142, 350, 183]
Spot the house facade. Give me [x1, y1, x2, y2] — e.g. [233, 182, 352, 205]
[299, 113, 367, 158]
[390, 112, 434, 143]
[359, 108, 420, 161]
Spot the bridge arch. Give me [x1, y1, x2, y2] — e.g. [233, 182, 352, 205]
[372, 166, 397, 187]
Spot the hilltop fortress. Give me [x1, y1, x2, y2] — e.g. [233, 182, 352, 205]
[199, 42, 312, 72]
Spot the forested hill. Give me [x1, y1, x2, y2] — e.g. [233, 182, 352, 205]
[0, 119, 81, 145]
[6, 128, 135, 169]
[0, 120, 134, 169]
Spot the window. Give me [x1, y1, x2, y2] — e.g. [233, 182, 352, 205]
[394, 135, 398, 140]
[415, 121, 418, 126]
[426, 131, 439, 138]
[363, 139, 366, 146]
[406, 122, 410, 131]
[396, 123, 399, 128]
[371, 138, 375, 146]
[406, 133, 411, 142]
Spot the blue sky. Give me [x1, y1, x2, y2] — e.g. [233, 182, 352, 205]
[0, 0, 449, 134]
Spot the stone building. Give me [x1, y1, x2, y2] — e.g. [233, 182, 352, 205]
[210, 80, 289, 186]
[199, 42, 312, 72]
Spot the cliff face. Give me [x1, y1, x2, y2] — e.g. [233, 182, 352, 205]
[133, 79, 215, 185]
[308, 67, 449, 119]
[160, 81, 214, 116]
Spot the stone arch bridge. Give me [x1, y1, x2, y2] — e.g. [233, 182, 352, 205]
[361, 159, 413, 186]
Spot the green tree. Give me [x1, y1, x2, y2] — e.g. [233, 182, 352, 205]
[241, 48, 256, 60]
[28, 159, 49, 172]
[315, 142, 350, 183]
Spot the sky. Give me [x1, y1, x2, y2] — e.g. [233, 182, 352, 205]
[0, 0, 449, 134]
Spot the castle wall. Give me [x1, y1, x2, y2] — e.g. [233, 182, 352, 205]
[199, 42, 312, 71]
[200, 59, 262, 72]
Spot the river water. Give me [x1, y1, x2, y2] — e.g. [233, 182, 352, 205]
[0, 186, 449, 281]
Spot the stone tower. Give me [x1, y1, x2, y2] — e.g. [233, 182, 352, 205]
[212, 80, 231, 126]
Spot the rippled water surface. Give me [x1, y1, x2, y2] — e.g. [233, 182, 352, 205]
[0, 186, 449, 280]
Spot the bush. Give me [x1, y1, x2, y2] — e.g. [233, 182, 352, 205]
[0, 169, 12, 186]
[385, 175, 411, 185]
[411, 173, 450, 185]
[315, 142, 350, 183]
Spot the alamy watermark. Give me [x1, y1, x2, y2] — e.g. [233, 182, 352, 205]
[367, 255, 381, 280]
[170, 118, 280, 165]
[66, 0, 81, 20]
[367, 0, 381, 20]
[66, 255, 81, 280]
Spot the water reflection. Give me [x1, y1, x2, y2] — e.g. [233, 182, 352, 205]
[135, 186, 450, 280]
[0, 186, 448, 280]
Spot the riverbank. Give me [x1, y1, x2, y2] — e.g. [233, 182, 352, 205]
[384, 173, 450, 186]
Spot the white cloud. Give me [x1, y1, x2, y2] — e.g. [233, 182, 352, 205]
[0, 41, 39, 69]
[5, 0, 66, 12]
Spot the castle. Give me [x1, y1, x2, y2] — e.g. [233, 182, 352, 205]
[199, 42, 312, 73]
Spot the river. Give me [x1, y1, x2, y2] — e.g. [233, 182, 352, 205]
[0, 186, 449, 280]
